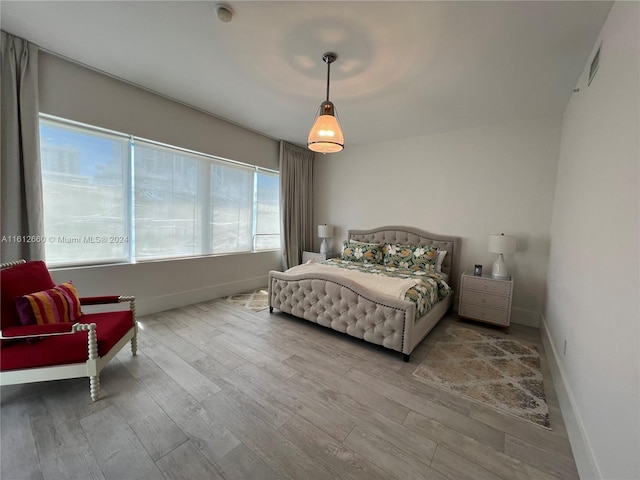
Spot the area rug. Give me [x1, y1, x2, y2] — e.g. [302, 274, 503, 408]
[226, 288, 269, 312]
[413, 323, 551, 429]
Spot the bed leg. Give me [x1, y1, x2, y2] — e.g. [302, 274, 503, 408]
[403, 353, 410, 363]
[269, 307, 273, 313]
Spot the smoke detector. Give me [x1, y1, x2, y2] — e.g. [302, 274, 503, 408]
[216, 4, 233, 23]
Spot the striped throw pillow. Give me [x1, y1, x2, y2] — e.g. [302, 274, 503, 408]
[15, 281, 83, 326]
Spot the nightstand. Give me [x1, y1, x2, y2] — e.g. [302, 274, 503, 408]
[458, 271, 513, 333]
[302, 251, 339, 263]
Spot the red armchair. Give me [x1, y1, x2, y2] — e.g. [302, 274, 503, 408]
[0, 260, 137, 401]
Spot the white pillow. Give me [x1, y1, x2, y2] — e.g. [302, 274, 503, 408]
[436, 250, 447, 273]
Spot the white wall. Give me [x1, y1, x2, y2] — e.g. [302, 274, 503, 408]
[314, 118, 562, 326]
[544, 2, 640, 479]
[37, 53, 282, 315]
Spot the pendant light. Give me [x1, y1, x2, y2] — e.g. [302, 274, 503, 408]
[307, 52, 344, 153]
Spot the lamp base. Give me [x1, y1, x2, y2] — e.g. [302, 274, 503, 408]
[491, 254, 510, 279]
[320, 238, 328, 255]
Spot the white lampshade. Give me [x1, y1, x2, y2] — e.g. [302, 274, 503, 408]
[488, 234, 517, 255]
[489, 234, 516, 279]
[318, 224, 333, 238]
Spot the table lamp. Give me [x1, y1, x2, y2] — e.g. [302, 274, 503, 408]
[318, 224, 333, 254]
[488, 233, 517, 279]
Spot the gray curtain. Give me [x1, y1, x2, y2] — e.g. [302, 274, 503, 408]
[1, 31, 45, 262]
[279, 141, 314, 269]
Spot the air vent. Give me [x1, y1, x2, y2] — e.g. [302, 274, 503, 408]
[588, 43, 601, 86]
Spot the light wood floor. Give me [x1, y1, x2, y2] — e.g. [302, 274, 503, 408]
[1, 299, 579, 480]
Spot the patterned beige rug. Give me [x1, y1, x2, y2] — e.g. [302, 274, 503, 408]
[413, 323, 551, 429]
[226, 288, 269, 312]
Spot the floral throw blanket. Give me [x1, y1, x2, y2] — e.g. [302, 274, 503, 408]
[322, 258, 452, 318]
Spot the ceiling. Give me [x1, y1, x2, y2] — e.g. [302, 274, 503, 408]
[1, 1, 612, 148]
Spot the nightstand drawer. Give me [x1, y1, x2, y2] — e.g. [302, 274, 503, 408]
[461, 290, 510, 310]
[462, 275, 512, 296]
[459, 303, 509, 326]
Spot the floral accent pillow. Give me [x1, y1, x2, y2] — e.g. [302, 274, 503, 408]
[342, 241, 383, 264]
[383, 244, 439, 271]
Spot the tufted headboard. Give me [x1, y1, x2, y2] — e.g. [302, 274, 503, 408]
[348, 226, 460, 290]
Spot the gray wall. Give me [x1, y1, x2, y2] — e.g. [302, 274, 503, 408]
[544, 3, 639, 479]
[39, 52, 282, 315]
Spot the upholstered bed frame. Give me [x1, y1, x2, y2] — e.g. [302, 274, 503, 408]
[268, 226, 459, 361]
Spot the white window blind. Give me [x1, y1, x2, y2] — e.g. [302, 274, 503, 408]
[210, 160, 254, 254]
[134, 140, 202, 260]
[40, 118, 129, 266]
[39, 115, 280, 267]
[254, 170, 280, 250]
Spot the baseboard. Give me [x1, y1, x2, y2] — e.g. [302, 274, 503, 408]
[135, 275, 269, 316]
[540, 315, 601, 480]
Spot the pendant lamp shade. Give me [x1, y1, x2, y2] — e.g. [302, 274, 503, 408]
[308, 102, 344, 153]
[308, 53, 344, 153]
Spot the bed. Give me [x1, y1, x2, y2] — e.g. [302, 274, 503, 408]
[268, 226, 459, 361]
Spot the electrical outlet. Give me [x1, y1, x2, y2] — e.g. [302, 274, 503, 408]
[563, 340, 567, 356]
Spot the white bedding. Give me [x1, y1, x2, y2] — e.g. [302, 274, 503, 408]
[285, 262, 419, 300]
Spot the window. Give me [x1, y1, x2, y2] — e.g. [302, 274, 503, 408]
[134, 141, 201, 260]
[254, 170, 280, 250]
[39, 116, 280, 267]
[210, 161, 254, 254]
[40, 120, 129, 266]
